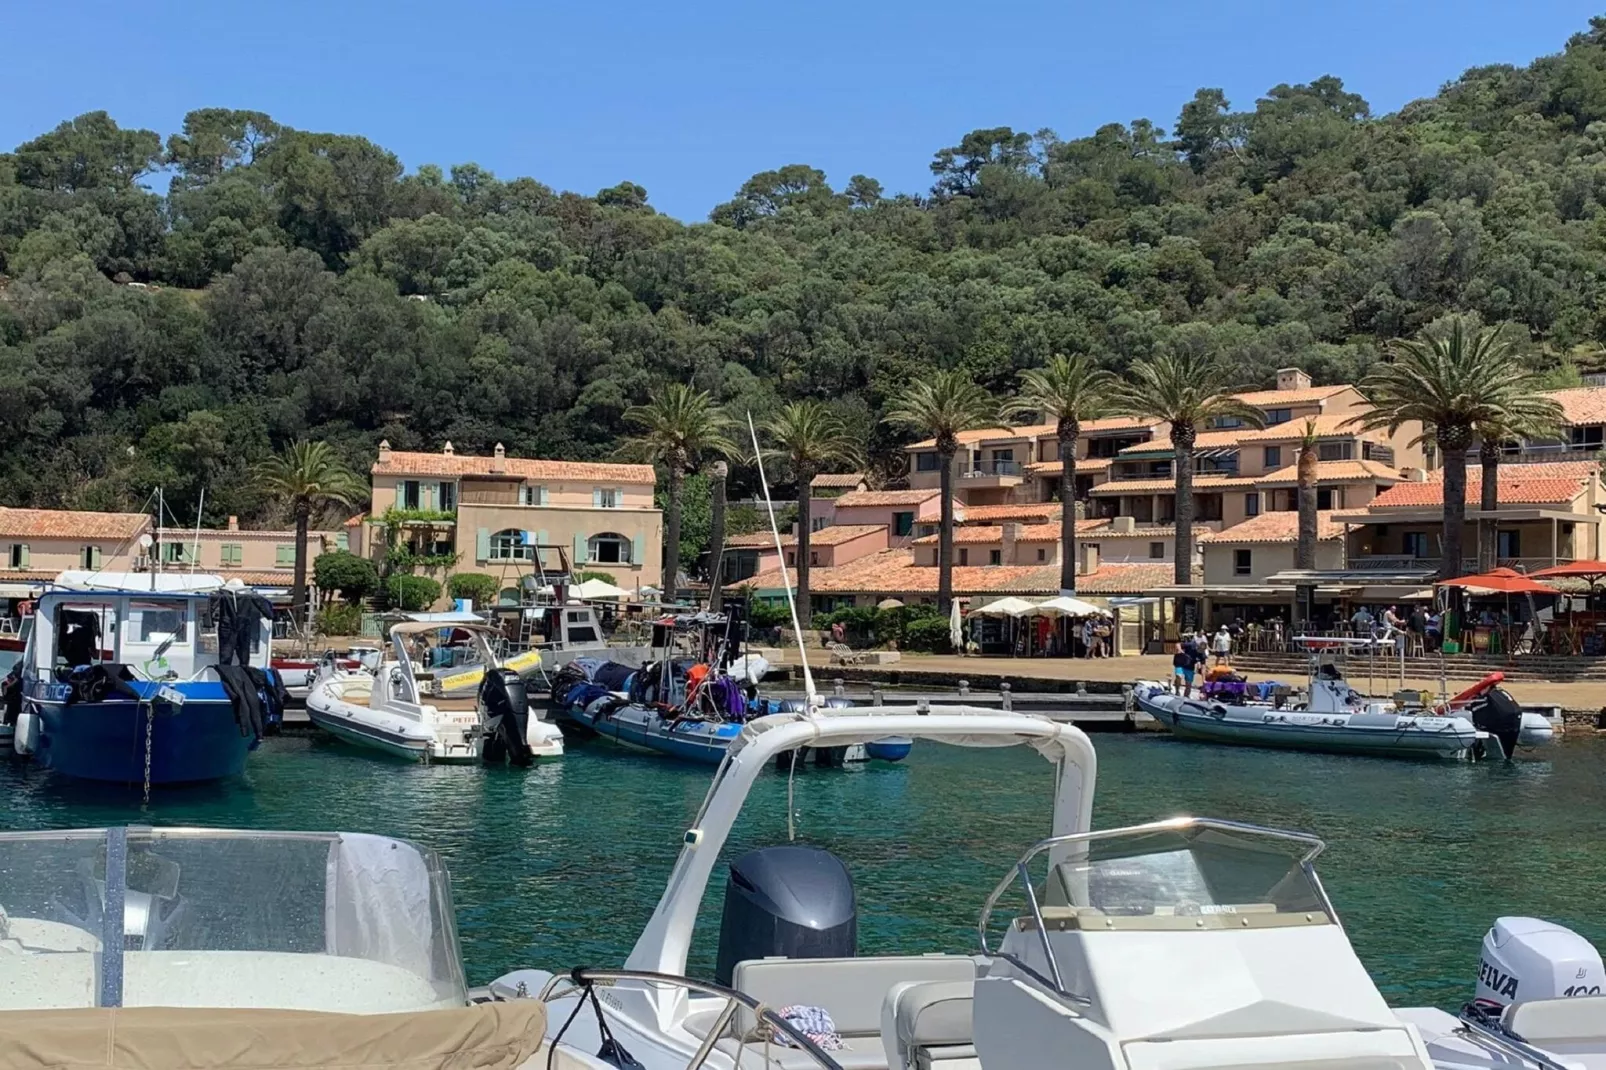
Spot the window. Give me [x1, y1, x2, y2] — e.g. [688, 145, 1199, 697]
[1264, 408, 1292, 426]
[786, 551, 796, 567]
[1263, 446, 1282, 469]
[812, 516, 829, 532]
[438, 481, 456, 512]
[1318, 441, 1353, 462]
[915, 453, 941, 472]
[274, 545, 295, 567]
[1149, 542, 1165, 560]
[7, 544, 28, 569]
[1316, 487, 1335, 510]
[137, 606, 185, 644]
[810, 552, 820, 566]
[988, 549, 1002, 566]
[164, 542, 194, 565]
[80, 545, 102, 569]
[1212, 415, 1244, 429]
[1403, 532, 1430, 558]
[593, 488, 620, 509]
[219, 544, 242, 566]
[1245, 492, 1260, 517]
[1496, 530, 1522, 558]
[401, 480, 421, 510]
[521, 485, 549, 506]
[1234, 549, 1252, 576]
[893, 512, 915, 537]
[1037, 547, 1046, 562]
[958, 548, 969, 566]
[1570, 425, 1605, 449]
[336, 532, 349, 551]
[587, 532, 632, 564]
[491, 529, 533, 561]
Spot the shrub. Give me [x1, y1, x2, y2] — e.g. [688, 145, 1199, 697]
[385, 574, 442, 612]
[315, 602, 363, 636]
[902, 616, 952, 653]
[447, 572, 499, 608]
[312, 551, 379, 602]
[574, 570, 618, 585]
[747, 600, 791, 628]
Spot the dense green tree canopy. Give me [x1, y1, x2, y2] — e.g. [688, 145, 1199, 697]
[4, 20, 1605, 541]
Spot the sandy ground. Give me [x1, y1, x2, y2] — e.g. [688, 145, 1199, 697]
[854, 652, 1606, 713]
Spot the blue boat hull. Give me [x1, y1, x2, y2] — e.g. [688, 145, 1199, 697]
[563, 699, 738, 765]
[30, 684, 255, 784]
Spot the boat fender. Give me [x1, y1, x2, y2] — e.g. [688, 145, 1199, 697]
[1474, 917, 1605, 1011]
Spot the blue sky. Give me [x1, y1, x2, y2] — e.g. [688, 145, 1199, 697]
[2, 0, 1600, 221]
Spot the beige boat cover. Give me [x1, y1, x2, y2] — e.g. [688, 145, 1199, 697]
[0, 1000, 548, 1070]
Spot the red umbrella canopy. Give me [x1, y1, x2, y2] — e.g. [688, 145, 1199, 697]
[1437, 568, 1558, 595]
[1531, 560, 1606, 580]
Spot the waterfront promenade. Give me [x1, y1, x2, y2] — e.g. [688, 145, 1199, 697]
[818, 652, 1606, 717]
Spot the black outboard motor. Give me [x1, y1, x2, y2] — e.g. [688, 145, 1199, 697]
[1468, 687, 1523, 760]
[480, 668, 534, 767]
[714, 845, 856, 986]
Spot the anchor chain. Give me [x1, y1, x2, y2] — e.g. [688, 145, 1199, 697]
[142, 700, 154, 808]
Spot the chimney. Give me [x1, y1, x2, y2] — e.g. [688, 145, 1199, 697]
[377, 439, 391, 465]
[443, 441, 455, 456]
[1276, 367, 1312, 392]
[226, 515, 239, 532]
[1078, 541, 1101, 576]
[1112, 515, 1136, 534]
[1401, 466, 1429, 483]
[1001, 522, 1021, 564]
[490, 443, 506, 475]
[1073, 499, 1086, 521]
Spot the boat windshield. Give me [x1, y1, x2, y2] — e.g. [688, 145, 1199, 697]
[0, 827, 466, 1013]
[981, 819, 1336, 949]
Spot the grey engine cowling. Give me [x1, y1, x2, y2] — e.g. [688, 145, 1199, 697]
[1475, 916, 1605, 1010]
[713, 845, 856, 986]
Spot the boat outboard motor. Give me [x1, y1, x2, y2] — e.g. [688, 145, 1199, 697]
[1468, 687, 1524, 759]
[714, 845, 857, 986]
[1475, 916, 1605, 1012]
[480, 668, 534, 767]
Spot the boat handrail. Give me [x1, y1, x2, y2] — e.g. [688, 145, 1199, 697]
[537, 967, 846, 1070]
[1456, 1002, 1571, 1070]
[976, 817, 1333, 1006]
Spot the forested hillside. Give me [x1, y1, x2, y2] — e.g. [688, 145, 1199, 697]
[7, 19, 1606, 526]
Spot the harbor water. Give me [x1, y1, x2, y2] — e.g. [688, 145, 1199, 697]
[0, 730, 1601, 1009]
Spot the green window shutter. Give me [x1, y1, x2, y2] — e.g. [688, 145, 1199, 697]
[421, 483, 434, 511]
[574, 533, 586, 565]
[475, 527, 490, 564]
[534, 530, 548, 568]
[89, 546, 103, 569]
[336, 533, 348, 551]
[19, 545, 28, 568]
[592, 488, 602, 508]
[539, 487, 549, 506]
[632, 535, 644, 565]
[275, 545, 294, 566]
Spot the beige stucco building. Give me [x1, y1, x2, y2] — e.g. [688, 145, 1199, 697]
[360, 442, 663, 603]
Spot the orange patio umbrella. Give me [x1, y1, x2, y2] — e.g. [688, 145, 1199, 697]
[1436, 568, 1558, 596]
[1530, 560, 1606, 581]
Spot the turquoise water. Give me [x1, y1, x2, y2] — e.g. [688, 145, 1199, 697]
[1, 729, 1602, 1009]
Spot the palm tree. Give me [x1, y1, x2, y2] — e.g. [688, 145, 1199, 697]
[707, 460, 729, 610]
[760, 401, 861, 624]
[1295, 419, 1320, 571]
[887, 371, 1001, 615]
[1113, 351, 1265, 585]
[1004, 354, 1117, 594]
[252, 440, 366, 630]
[1348, 320, 1562, 580]
[621, 383, 738, 605]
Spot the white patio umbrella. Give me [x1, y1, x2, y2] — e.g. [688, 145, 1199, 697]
[1032, 595, 1110, 618]
[950, 598, 964, 650]
[971, 596, 1038, 617]
[573, 578, 630, 600]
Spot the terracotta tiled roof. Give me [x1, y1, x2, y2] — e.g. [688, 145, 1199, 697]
[157, 527, 336, 541]
[1254, 460, 1400, 487]
[1077, 417, 1162, 434]
[218, 570, 304, 587]
[959, 503, 1060, 523]
[910, 519, 1172, 546]
[905, 424, 1055, 449]
[809, 472, 866, 489]
[1089, 475, 1257, 495]
[1369, 464, 1595, 507]
[833, 489, 943, 508]
[1544, 386, 1606, 426]
[374, 449, 655, 484]
[1077, 562, 1192, 594]
[1078, 521, 1177, 539]
[723, 532, 778, 549]
[0, 508, 150, 540]
[344, 513, 365, 528]
[1199, 511, 1344, 545]
[0, 570, 57, 584]
[1116, 430, 1244, 456]
[725, 524, 886, 550]
[1231, 385, 1353, 406]
[1023, 457, 1114, 477]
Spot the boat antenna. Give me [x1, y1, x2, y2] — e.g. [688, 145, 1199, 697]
[188, 487, 205, 574]
[746, 412, 819, 708]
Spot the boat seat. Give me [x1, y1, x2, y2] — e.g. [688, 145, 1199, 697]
[683, 955, 981, 1069]
[881, 980, 978, 1069]
[0, 1000, 550, 1069]
[1504, 994, 1606, 1043]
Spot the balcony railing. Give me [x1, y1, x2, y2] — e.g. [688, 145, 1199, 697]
[1346, 555, 1575, 574]
[960, 460, 1021, 478]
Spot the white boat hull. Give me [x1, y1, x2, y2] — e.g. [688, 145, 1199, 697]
[1134, 683, 1482, 760]
[305, 675, 482, 764]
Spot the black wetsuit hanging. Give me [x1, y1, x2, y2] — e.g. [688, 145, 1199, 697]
[210, 587, 276, 666]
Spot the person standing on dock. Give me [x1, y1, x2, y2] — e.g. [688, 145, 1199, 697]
[1212, 626, 1233, 668]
